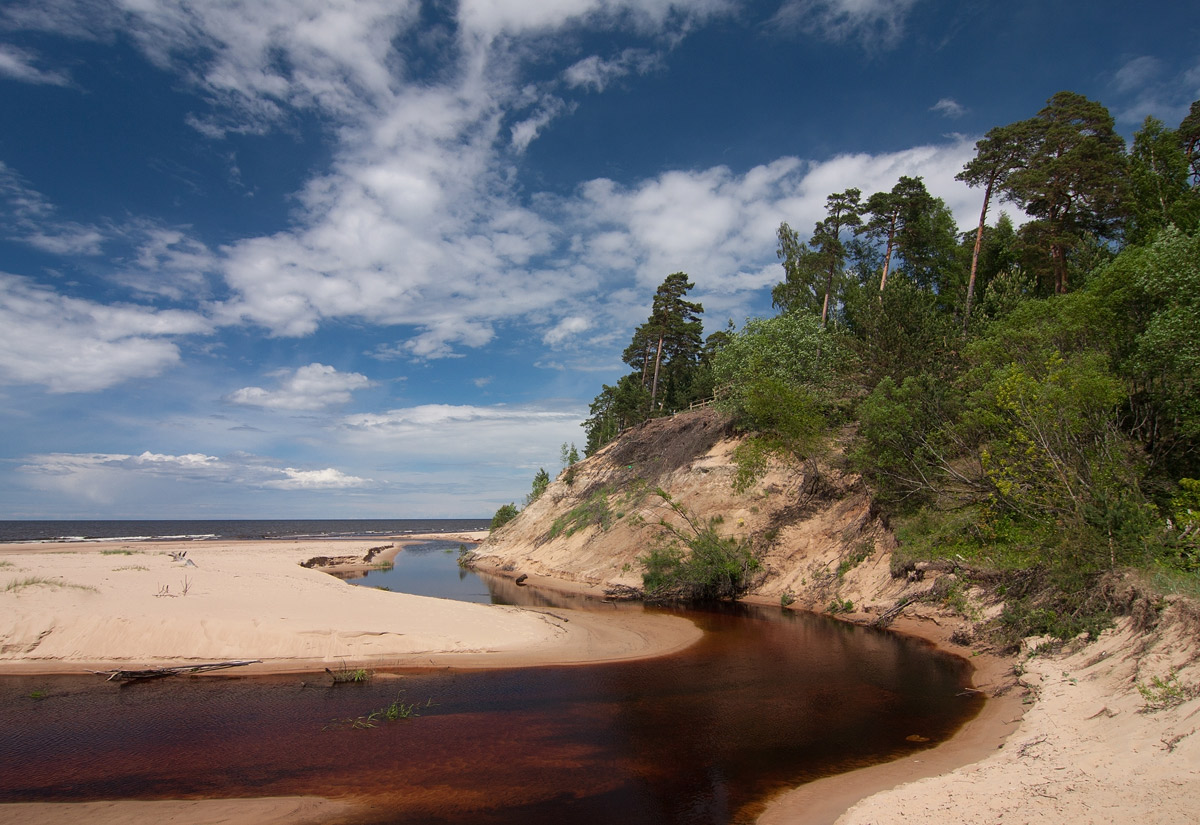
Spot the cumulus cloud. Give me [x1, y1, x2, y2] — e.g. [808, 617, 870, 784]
[1, 1, 990, 378]
[772, 0, 921, 47]
[0, 273, 212, 393]
[543, 315, 592, 346]
[226, 363, 372, 410]
[264, 467, 370, 489]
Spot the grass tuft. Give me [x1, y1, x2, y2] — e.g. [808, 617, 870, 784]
[4, 576, 98, 593]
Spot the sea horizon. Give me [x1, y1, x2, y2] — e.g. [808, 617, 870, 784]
[0, 518, 491, 545]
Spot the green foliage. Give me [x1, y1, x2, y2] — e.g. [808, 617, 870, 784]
[526, 467, 550, 506]
[836, 542, 873, 578]
[489, 503, 519, 532]
[586, 273, 712, 454]
[843, 273, 960, 386]
[560, 443, 580, 468]
[852, 372, 973, 510]
[329, 665, 373, 684]
[1127, 117, 1200, 245]
[640, 491, 760, 602]
[1137, 671, 1199, 712]
[712, 312, 841, 489]
[549, 487, 615, 538]
[712, 311, 840, 399]
[1001, 91, 1129, 295]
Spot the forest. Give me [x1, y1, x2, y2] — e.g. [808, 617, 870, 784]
[578, 91, 1200, 635]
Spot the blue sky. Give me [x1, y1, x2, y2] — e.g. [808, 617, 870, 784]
[1, 0, 1196, 519]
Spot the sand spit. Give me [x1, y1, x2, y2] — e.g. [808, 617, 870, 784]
[0, 538, 699, 674]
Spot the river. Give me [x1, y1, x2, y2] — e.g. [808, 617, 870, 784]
[0, 540, 981, 824]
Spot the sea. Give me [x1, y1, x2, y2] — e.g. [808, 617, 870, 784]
[0, 519, 491, 545]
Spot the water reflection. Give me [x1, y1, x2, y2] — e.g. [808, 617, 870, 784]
[0, 543, 981, 824]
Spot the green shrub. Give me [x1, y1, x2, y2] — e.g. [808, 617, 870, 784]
[490, 503, 519, 532]
[640, 491, 760, 602]
[549, 487, 614, 538]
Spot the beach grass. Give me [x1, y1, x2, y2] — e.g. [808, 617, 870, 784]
[4, 576, 99, 593]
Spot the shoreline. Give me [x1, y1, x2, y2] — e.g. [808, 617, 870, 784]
[755, 608, 1024, 825]
[6, 539, 1192, 825]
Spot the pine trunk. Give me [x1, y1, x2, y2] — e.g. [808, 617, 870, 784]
[649, 334, 665, 411]
[963, 180, 992, 333]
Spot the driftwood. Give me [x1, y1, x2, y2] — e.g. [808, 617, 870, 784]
[871, 599, 911, 629]
[91, 659, 262, 682]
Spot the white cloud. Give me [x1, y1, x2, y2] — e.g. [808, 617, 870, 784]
[17, 450, 369, 503]
[773, 0, 921, 47]
[0, 273, 212, 393]
[931, 97, 965, 118]
[543, 315, 592, 346]
[0, 43, 70, 85]
[1, 2, 993, 374]
[510, 96, 571, 153]
[1109, 54, 1200, 126]
[264, 467, 370, 489]
[558, 135, 986, 315]
[457, 0, 731, 40]
[341, 402, 586, 468]
[117, 225, 219, 300]
[226, 363, 372, 410]
[0, 161, 106, 255]
[564, 48, 662, 92]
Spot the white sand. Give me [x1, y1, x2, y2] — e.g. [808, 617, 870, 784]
[832, 613, 1200, 825]
[0, 538, 699, 673]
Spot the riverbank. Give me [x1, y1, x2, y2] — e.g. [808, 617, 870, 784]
[4, 539, 1196, 825]
[759, 600, 1200, 825]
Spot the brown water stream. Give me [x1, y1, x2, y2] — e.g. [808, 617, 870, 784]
[0, 545, 982, 824]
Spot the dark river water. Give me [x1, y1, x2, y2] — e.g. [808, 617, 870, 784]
[0, 541, 982, 824]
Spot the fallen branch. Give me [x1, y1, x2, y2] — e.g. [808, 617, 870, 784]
[91, 659, 262, 682]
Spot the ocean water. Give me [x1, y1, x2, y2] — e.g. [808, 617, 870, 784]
[0, 519, 490, 544]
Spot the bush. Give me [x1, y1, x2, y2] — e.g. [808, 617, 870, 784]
[490, 503, 519, 532]
[640, 491, 760, 602]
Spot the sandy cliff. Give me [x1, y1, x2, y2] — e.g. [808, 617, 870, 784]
[473, 408, 1200, 825]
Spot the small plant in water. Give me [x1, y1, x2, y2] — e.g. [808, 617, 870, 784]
[28, 688, 48, 700]
[326, 692, 430, 730]
[382, 693, 423, 721]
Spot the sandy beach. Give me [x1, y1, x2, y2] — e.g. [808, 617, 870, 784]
[2, 538, 1197, 825]
[0, 536, 700, 675]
